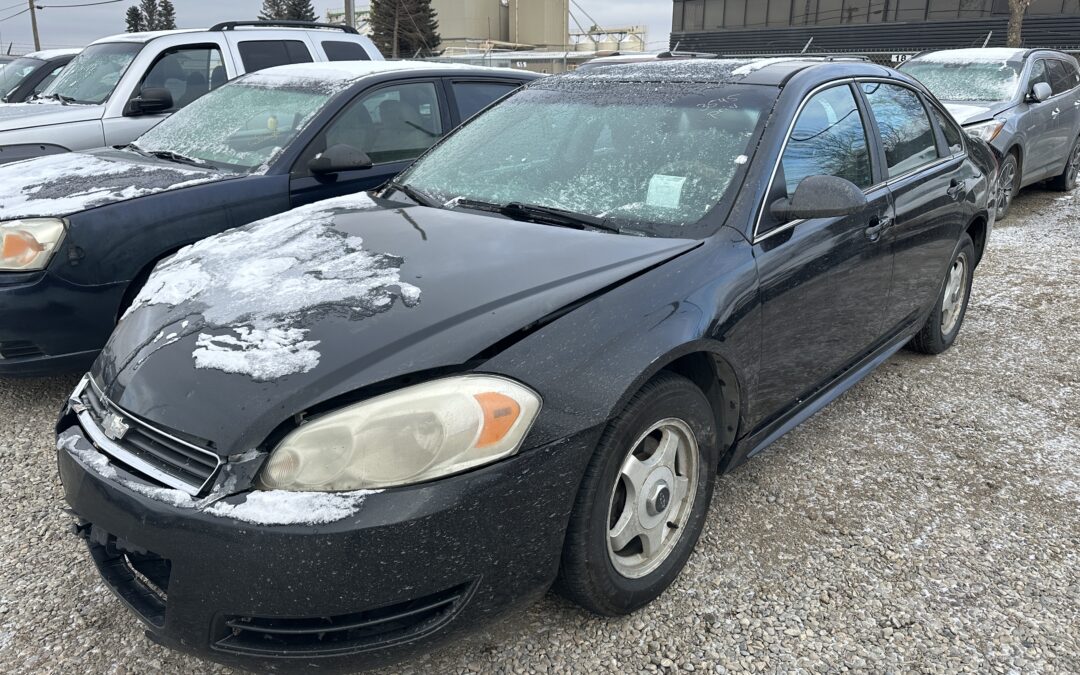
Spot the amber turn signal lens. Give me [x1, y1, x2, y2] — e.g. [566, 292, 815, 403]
[1, 231, 44, 266]
[474, 392, 522, 447]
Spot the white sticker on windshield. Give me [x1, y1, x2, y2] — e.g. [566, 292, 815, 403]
[647, 175, 687, 209]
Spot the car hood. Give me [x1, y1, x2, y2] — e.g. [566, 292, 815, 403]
[0, 101, 103, 130]
[941, 100, 1011, 126]
[0, 148, 236, 219]
[95, 193, 698, 455]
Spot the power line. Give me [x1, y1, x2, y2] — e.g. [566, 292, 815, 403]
[0, 7, 28, 23]
[36, 0, 124, 8]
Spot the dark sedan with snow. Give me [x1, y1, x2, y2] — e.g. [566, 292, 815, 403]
[0, 61, 535, 374]
[57, 59, 995, 671]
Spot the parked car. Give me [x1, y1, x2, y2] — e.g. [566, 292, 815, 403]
[0, 61, 536, 375]
[902, 48, 1080, 219]
[577, 50, 717, 71]
[56, 58, 995, 672]
[0, 49, 80, 103]
[0, 21, 381, 165]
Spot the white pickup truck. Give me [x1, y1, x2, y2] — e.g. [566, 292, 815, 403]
[0, 21, 382, 164]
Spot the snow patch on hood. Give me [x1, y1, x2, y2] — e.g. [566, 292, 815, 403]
[121, 192, 421, 381]
[0, 151, 232, 218]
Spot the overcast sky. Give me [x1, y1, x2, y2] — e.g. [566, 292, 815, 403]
[0, 1, 672, 54]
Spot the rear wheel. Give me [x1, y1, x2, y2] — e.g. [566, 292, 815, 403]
[909, 233, 975, 355]
[996, 152, 1019, 221]
[1048, 136, 1080, 191]
[555, 372, 718, 616]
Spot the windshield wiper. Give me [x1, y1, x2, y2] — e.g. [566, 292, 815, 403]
[453, 199, 620, 233]
[37, 92, 76, 105]
[146, 150, 208, 169]
[387, 181, 438, 208]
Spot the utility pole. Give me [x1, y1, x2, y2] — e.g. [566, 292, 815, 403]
[344, 0, 355, 29]
[28, 0, 40, 51]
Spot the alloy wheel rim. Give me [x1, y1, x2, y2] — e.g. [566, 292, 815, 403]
[998, 162, 1015, 213]
[606, 418, 699, 579]
[1069, 144, 1080, 184]
[941, 252, 968, 335]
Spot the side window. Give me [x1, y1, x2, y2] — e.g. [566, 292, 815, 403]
[32, 63, 67, 96]
[322, 41, 370, 62]
[298, 81, 443, 172]
[931, 106, 964, 155]
[1064, 60, 1080, 88]
[140, 45, 225, 111]
[1047, 60, 1075, 96]
[238, 40, 313, 72]
[861, 82, 939, 177]
[451, 81, 521, 120]
[779, 85, 872, 196]
[1029, 59, 1050, 92]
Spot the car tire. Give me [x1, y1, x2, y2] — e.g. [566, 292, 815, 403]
[1048, 136, 1080, 191]
[909, 233, 976, 355]
[555, 371, 718, 616]
[996, 152, 1019, 221]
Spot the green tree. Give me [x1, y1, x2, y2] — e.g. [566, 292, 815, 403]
[258, 0, 287, 21]
[138, 0, 158, 30]
[157, 0, 176, 30]
[259, 0, 316, 21]
[370, 0, 440, 58]
[125, 5, 144, 32]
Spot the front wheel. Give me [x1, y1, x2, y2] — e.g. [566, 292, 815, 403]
[909, 233, 976, 355]
[555, 372, 718, 616]
[996, 153, 1019, 221]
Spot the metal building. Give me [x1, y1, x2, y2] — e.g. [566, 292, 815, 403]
[670, 0, 1080, 55]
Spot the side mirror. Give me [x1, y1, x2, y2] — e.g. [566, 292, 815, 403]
[1030, 82, 1052, 103]
[770, 175, 867, 222]
[127, 87, 173, 115]
[308, 144, 373, 176]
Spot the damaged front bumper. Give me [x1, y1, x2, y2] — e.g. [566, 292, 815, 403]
[55, 377, 596, 672]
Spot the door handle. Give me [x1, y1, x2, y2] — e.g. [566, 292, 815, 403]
[865, 216, 892, 242]
[1074, 100, 1080, 108]
[947, 178, 966, 199]
[1052, 107, 1061, 118]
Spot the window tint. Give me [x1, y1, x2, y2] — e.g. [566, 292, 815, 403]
[238, 40, 313, 72]
[322, 41, 370, 62]
[1029, 60, 1051, 90]
[299, 81, 443, 171]
[1063, 60, 1080, 88]
[140, 45, 225, 111]
[780, 85, 872, 195]
[451, 81, 521, 120]
[1047, 60, 1076, 95]
[931, 106, 964, 155]
[862, 82, 938, 177]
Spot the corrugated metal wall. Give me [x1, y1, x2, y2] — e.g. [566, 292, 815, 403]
[670, 16, 1080, 54]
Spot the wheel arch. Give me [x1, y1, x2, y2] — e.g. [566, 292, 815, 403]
[966, 215, 989, 267]
[115, 245, 187, 322]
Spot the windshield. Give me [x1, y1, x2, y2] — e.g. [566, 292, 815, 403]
[41, 42, 140, 105]
[134, 73, 339, 171]
[903, 60, 1022, 102]
[0, 58, 44, 99]
[397, 81, 770, 237]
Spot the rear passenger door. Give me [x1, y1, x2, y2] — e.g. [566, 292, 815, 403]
[859, 81, 970, 335]
[445, 78, 525, 124]
[289, 79, 450, 207]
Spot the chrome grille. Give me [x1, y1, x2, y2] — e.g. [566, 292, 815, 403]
[71, 376, 222, 495]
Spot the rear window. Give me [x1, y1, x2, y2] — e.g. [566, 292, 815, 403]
[238, 40, 313, 72]
[322, 41, 370, 62]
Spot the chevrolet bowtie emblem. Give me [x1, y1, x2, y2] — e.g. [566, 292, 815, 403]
[102, 412, 130, 441]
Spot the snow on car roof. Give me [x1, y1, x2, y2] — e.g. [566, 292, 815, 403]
[23, 48, 81, 60]
[562, 57, 842, 84]
[247, 60, 526, 84]
[91, 29, 205, 45]
[912, 48, 1029, 64]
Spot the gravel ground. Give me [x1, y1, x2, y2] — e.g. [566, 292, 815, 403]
[1, 187, 1077, 674]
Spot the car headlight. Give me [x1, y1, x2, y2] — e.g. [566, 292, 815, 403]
[259, 375, 542, 491]
[964, 119, 1006, 143]
[0, 218, 66, 271]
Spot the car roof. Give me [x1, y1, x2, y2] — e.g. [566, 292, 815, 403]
[92, 29, 206, 44]
[24, 48, 81, 60]
[561, 57, 888, 87]
[246, 60, 536, 84]
[909, 48, 1031, 65]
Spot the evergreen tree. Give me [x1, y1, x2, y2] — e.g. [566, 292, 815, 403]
[370, 0, 440, 58]
[125, 5, 145, 32]
[258, 0, 288, 21]
[138, 0, 159, 30]
[157, 0, 176, 30]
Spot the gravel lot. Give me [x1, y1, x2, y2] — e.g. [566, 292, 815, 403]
[1, 187, 1077, 674]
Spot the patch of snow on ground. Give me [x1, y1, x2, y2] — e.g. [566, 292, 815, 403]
[206, 489, 378, 526]
[122, 192, 418, 380]
[0, 152, 230, 218]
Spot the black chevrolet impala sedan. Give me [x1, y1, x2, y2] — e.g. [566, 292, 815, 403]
[56, 59, 996, 671]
